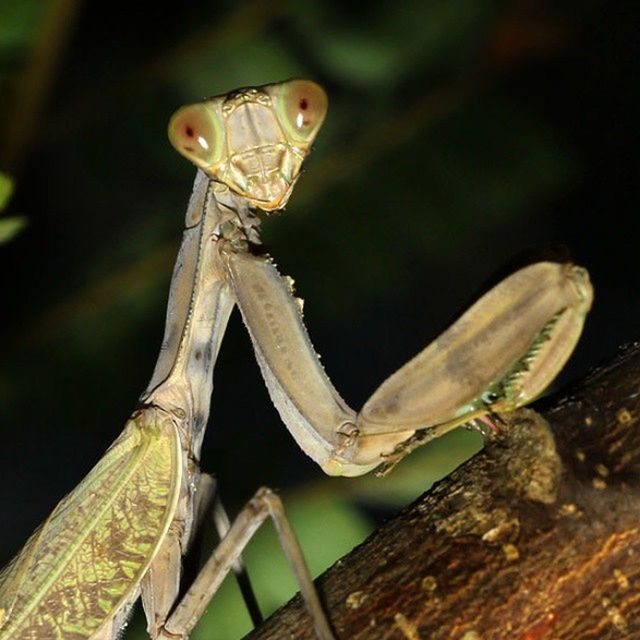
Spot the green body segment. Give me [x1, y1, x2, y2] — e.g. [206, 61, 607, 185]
[0, 410, 181, 639]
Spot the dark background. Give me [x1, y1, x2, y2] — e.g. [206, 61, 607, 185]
[0, 1, 638, 637]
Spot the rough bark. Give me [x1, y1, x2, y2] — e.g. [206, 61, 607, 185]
[246, 343, 640, 640]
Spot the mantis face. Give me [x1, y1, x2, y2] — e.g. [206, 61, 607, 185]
[168, 79, 328, 211]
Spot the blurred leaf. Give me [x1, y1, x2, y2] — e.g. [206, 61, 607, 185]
[0, 0, 43, 53]
[174, 35, 303, 100]
[291, 0, 495, 88]
[0, 0, 45, 100]
[0, 171, 13, 209]
[0, 216, 27, 243]
[0, 172, 25, 244]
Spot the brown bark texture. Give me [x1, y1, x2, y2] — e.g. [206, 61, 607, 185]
[246, 343, 640, 640]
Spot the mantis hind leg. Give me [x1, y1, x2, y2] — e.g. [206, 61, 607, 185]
[141, 473, 263, 637]
[157, 487, 335, 640]
[193, 473, 263, 626]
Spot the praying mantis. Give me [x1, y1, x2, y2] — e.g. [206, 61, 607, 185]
[0, 79, 592, 639]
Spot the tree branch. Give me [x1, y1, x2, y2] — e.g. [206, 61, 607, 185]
[247, 343, 640, 639]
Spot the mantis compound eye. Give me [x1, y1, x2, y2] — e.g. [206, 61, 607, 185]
[277, 80, 328, 143]
[168, 103, 224, 167]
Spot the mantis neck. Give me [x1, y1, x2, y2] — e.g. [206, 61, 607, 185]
[140, 170, 256, 461]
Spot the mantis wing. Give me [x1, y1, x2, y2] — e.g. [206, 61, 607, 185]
[0, 411, 181, 640]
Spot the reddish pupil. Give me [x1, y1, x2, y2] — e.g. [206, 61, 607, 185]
[299, 98, 308, 110]
[185, 125, 194, 138]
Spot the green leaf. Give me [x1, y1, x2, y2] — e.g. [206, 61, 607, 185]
[0, 216, 26, 243]
[0, 172, 13, 211]
[0, 173, 24, 243]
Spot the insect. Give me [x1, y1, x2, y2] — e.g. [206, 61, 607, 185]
[0, 79, 592, 639]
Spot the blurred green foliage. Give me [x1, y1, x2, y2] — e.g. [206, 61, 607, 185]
[0, 171, 26, 243]
[0, 1, 41, 61]
[0, 0, 636, 638]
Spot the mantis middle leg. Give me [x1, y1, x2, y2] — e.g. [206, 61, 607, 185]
[157, 487, 335, 640]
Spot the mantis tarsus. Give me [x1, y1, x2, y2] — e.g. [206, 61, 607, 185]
[0, 79, 592, 639]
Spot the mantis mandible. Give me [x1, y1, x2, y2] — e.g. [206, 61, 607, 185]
[0, 79, 593, 639]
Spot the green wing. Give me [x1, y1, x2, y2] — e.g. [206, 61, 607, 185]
[0, 410, 181, 639]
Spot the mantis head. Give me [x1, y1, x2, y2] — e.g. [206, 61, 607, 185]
[169, 79, 328, 212]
